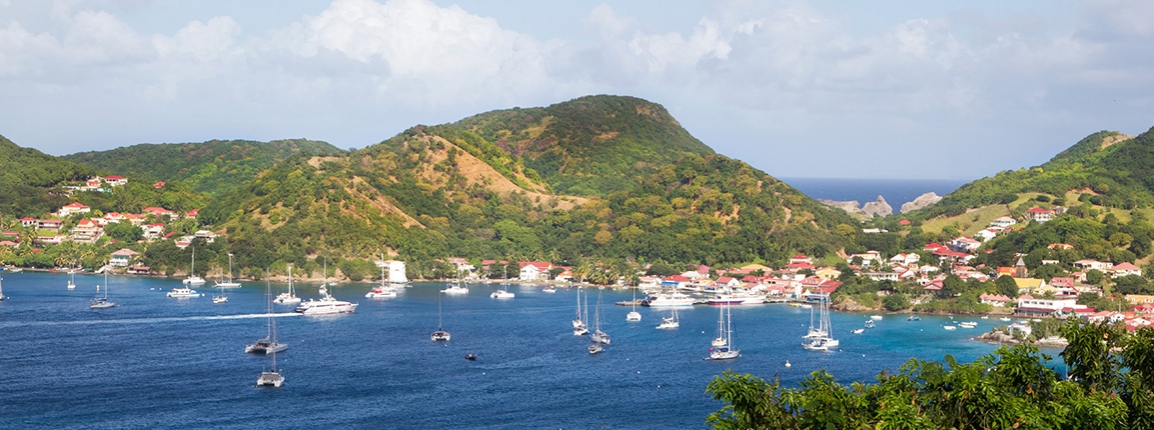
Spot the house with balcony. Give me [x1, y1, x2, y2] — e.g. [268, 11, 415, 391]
[109, 249, 140, 267]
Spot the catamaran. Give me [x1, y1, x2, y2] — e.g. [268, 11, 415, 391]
[573, 288, 589, 335]
[708, 303, 739, 360]
[255, 278, 286, 388]
[431, 292, 450, 342]
[274, 265, 300, 304]
[491, 266, 514, 298]
[802, 295, 838, 351]
[215, 253, 241, 288]
[590, 291, 611, 345]
[90, 271, 116, 309]
[247, 272, 288, 354]
[626, 288, 642, 322]
[182, 248, 206, 286]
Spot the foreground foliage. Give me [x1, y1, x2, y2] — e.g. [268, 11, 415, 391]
[706, 322, 1153, 429]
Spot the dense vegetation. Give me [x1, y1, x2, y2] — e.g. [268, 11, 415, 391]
[706, 322, 1154, 429]
[191, 96, 855, 278]
[0, 134, 97, 218]
[435, 95, 716, 195]
[910, 128, 1154, 220]
[62, 138, 344, 196]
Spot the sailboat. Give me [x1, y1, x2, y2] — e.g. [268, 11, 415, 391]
[90, 271, 116, 309]
[182, 248, 206, 285]
[591, 291, 611, 344]
[573, 288, 589, 335]
[491, 266, 514, 298]
[656, 307, 679, 329]
[441, 270, 469, 295]
[212, 282, 228, 304]
[0, 275, 6, 301]
[215, 253, 241, 288]
[274, 265, 300, 304]
[366, 257, 397, 298]
[802, 295, 838, 351]
[626, 288, 641, 322]
[255, 274, 286, 388]
[708, 303, 739, 360]
[712, 304, 728, 347]
[67, 271, 76, 290]
[169, 249, 203, 298]
[247, 271, 288, 354]
[431, 292, 450, 342]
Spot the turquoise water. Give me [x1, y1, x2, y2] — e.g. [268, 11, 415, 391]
[0, 272, 1056, 428]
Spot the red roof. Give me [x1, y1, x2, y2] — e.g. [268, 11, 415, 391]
[1114, 262, 1141, 271]
[153, 181, 165, 188]
[187, 209, 199, 216]
[63, 202, 89, 208]
[518, 261, 551, 271]
[716, 276, 734, 283]
[899, 219, 911, 225]
[664, 275, 691, 282]
[1026, 207, 1051, 213]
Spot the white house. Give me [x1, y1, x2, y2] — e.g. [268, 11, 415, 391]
[1074, 260, 1113, 272]
[974, 228, 1000, 242]
[519, 262, 552, 282]
[989, 216, 1017, 228]
[951, 236, 982, 252]
[1112, 262, 1143, 278]
[889, 253, 920, 266]
[57, 202, 91, 217]
[109, 249, 139, 267]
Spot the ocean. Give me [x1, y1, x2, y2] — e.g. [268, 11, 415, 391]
[0, 272, 1052, 429]
[780, 177, 968, 209]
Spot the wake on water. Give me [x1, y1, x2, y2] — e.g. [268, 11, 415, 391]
[0, 312, 301, 328]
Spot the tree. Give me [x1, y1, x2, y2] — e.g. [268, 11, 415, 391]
[996, 275, 1019, 298]
[882, 293, 910, 311]
[1086, 269, 1106, 286]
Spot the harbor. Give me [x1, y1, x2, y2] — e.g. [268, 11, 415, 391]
[0, 271, 1028, 428]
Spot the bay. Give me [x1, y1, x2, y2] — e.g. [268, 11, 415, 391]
[781, 177, 968, 209]
[0, 272, 1053, 429]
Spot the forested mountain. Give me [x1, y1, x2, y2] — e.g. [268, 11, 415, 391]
[0, 134, 96, 217]
[425, 95, 716, 196]
[198, 96, 857, 277]
[913, 128, 1154, 220]
[62, 139, 343, 196]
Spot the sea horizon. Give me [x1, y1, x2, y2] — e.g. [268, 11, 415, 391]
[780, 177, 969, 209]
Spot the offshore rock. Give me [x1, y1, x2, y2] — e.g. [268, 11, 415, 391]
[818, 199, 863, 215]
[901, 192, 942, 213]
[861, 196, 892, 217]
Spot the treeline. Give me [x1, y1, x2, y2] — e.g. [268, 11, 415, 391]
[706, 322, 1153, 429]
[0, 134, 97, 218]
[61, 138, 344, 196]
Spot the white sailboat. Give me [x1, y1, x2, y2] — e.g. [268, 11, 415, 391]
[490, 266, 514, 298]
[0, 275, 6, 301]
[441, 271, 469, 295]
[212, 283, 228, 304]
[366, 257, 398, 298]
[90, 271, 116, 309]
[712, 304, 728, 347]
[215, 253, 242, 288]
[274, 265, 300, 304]
[573, 288, 589, 335]
[802, 296, 838, 351]
[255, 278, 285, 388]
[431, 292, 450, 342]
[182, 248, 206, 285]
[590, 291, 611, 345]
[656, 307, 679, 329]
[67, 271, 76, 290]
[708, 303, 739, 360]
[247, 271, 288, 354]
[626, 288, 642, 322]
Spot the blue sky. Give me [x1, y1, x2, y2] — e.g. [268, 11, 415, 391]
[1, 0, 1151, 179]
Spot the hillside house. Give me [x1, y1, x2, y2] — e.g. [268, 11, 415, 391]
[950, 236, 981, 252]
[1025, 207, 1053, 223]
[1112, 262, 1143, 278]
[889, 253, 920, 266]
[1074, 260, 1113, 272]
[980, 293, 1013, 307]
[57, 202, 91, 217]
[1015, 295, 1084, 317]
[20, 217, 37, 228]
[70, 219, 103, 243]
[1013, 278, 1046, 295]
[989, 216, 1017, 227]
[38, 219, 63, 231]
[142, 207, 175, 219]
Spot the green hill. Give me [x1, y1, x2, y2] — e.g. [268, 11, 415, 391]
[422, 95, 716, 196]
[913, 128, 1154, 220]
[0, 134, 96, 218]
[62, 138, 344, 196]
[199, 97, 855, 277]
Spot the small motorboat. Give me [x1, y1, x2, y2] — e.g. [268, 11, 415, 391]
[851, 328, 865, 334]
[464, 354, 477, 361]
[907, 316, 920, 321]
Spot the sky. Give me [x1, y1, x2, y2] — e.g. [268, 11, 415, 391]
[1, 0, 1152, 180]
